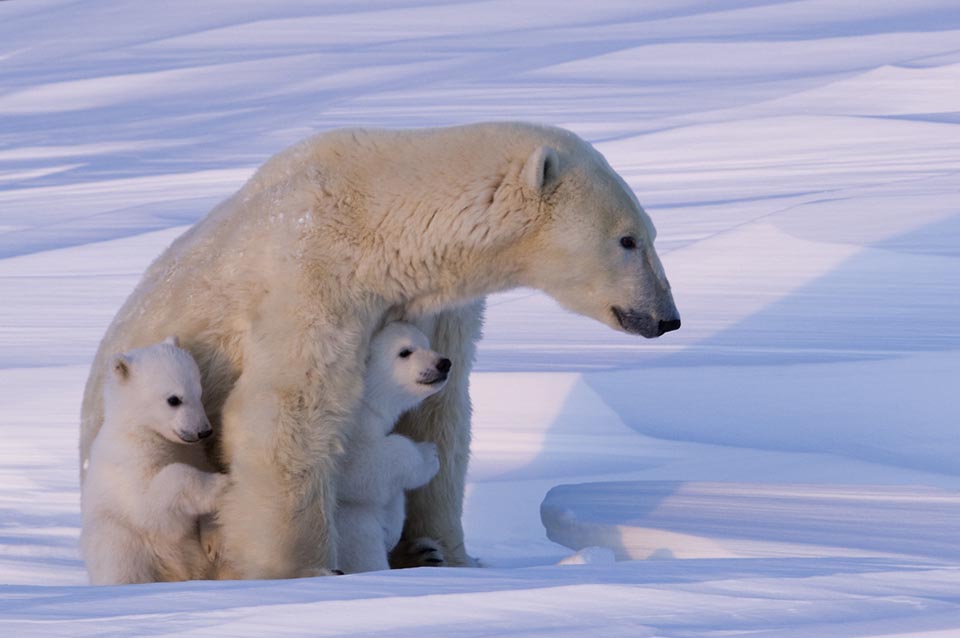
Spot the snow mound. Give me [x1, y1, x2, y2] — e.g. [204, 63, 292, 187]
[542, 481, 960, 561]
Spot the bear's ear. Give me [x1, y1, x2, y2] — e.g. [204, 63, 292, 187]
[112, 354, 132, 382]
[164, 335, 180, 348]
[522, 145, 560, 195]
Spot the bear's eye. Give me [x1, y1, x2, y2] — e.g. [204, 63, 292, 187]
[398, 348, 413, 359]
[619, 236, 638, 250]
[167, 395, 182, 407]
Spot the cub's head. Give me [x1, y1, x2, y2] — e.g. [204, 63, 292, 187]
[365, 322, 451, 417]
[106, 336, 212, 444]
[512, 129, 681, 338]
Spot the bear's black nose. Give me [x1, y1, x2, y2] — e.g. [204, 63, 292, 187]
[197, 428, 213, 440]
[658, 319, 681, 335]
[436, 358, 452, 373]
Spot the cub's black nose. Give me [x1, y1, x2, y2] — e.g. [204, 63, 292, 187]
[197, 428, 213, 440]
[658, 319, 681, 335]
[436, 358, 452, 373]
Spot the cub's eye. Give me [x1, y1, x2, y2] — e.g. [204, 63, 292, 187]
[398, 349, 413, 359]
[619, 236, 637, 250]
[167, 396, 182, 407]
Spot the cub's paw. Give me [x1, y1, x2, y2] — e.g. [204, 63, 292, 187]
[198, 472, 231, 513]
[389, 536, 446, 569]
[416, 442, 440, 479]
[203, 472, 231, 501]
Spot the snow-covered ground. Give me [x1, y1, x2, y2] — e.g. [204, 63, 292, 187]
[2, 1, 959, 636]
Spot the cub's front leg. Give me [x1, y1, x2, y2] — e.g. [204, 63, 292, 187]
[380, 434, 440, 494]
[140, 463, 228, 535]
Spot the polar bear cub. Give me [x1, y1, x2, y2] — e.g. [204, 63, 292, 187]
[81, 336, 227, 585]
[336, 322, 451, 573]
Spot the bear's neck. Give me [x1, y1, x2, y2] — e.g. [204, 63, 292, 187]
[301, 129, 537, 314]
[357, 198, 529, 315]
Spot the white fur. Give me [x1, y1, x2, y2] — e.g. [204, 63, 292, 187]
[79, 122, 680, 578]
[336, 322, 447, 573]
[81, 338, 227, 585]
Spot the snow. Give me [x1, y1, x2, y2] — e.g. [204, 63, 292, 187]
[542, 481, 960, 560]
[1, 0, 959, 636]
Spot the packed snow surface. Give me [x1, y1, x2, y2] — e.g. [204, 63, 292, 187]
[1, 1, 958, 636]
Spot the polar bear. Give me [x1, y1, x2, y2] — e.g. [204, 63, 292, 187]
[80, 122, 680, 579]
[81, 337, 228, 585]
[336, 322, 449, 573]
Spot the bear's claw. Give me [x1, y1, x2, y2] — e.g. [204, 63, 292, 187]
[389, 537, 446, 569]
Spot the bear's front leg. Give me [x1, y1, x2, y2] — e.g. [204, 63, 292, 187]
[215, 361, 355, 579]
[393, 299, 484, 567]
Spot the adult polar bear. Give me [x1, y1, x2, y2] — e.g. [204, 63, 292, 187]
[80, 122, 680, 579]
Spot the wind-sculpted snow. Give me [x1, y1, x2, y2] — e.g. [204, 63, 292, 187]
[1, 1, 959, 636]
[542, 481, 960, 560]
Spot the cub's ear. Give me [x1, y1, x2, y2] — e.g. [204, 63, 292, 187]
[164, 335, 180, 347]
[522, 145, 560, 194]
[112, 354, 132, 382]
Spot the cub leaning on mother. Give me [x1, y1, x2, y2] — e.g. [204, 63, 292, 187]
[79, 122, 680, 579]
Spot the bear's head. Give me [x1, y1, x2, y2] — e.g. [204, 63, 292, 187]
[364, 322, 451, 426]
[107, 336, 213, 444]
[512, 133, 680, 338]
